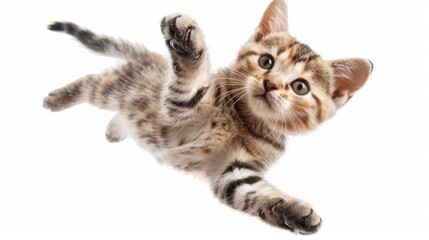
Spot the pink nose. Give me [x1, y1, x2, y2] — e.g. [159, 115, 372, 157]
[263, 80, 278, 92]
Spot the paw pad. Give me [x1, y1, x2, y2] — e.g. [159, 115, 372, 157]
[161, 14, 203, 60]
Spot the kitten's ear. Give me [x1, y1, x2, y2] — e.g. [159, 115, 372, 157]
[329, 58, 373, 108]
[252, 0, 289, 42]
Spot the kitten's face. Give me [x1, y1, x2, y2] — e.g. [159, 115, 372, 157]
[231, 0, 372, 135]
[236, 35, 334, 134]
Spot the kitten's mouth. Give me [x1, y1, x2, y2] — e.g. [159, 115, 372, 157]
[254, 94, 272, 108]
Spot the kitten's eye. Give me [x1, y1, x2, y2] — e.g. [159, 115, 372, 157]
[291, 79, 310, 95]
[258, 54, 274, 70]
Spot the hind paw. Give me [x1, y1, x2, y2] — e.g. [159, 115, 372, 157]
[43, 85, 82, 112]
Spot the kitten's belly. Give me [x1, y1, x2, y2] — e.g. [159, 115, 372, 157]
[123, 113, 231, 175]
[156, 130, 228, 174]
[152, 149, 215, 174]
[143, 137, 227, 176]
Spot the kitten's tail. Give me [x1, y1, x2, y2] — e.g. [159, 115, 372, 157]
[48, 21, 147, 61]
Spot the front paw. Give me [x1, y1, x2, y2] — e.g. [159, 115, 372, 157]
[161, 14, 204, 61]
[259, 198, 322, 235]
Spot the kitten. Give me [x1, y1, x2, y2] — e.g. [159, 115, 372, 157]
[43, 0, 372, 234]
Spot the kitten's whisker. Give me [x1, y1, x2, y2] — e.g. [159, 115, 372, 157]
[218, 82, 245, 87]
[265, 108, 282, 140]
[287, 107, 309, 131]
[216, 88, 247, 102]
[229, 91, 248, 111]
[286, 109, 299, 130]
[215, 87, 247, 106]
[222, 89, 246, 108]
[229, 68, 250, 79]
[283, 108, 297, 131]
[214, 80, 246, 88]
[214, 77, 244, 82]
[218, 87, 245, 97]
[220, 89, 247, 113]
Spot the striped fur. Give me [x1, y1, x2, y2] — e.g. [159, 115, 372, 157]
[43, 0, 372, 235]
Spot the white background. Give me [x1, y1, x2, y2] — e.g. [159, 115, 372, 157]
[1, 0, 428, 239]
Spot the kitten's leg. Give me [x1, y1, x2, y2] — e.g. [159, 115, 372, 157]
[160, 14, 211, 123]
[212, 160, 322, 234]
[105, 114, 128, 143]
[44, 65, 132, 112]
[48, 21, 147, 61]
[43, 74, 98, 112]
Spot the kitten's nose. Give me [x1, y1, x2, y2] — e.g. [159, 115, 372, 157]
[263, 80, 278, 92]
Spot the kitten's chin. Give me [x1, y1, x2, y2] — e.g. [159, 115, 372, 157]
[248, 94, 276, 118]
[248, 96, 318, 135]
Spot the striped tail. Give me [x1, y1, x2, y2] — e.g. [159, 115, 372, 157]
[48, 21, 147, 61]
[212, 160, 322, 235]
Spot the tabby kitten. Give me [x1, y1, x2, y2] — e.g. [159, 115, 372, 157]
[43, 0, 372, 234]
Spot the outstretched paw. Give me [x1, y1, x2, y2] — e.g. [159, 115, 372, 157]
[43, 85, 82, 112]
[259, 198, 322, 235]
[161, 14, 204, 61]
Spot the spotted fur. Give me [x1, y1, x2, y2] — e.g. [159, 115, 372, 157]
[43, 0, 372, 235]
